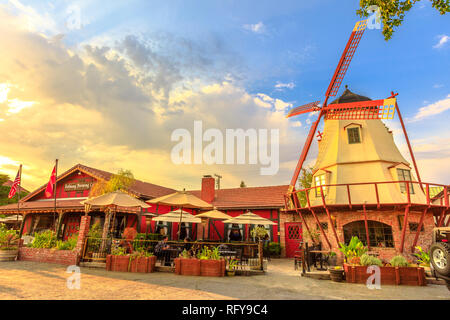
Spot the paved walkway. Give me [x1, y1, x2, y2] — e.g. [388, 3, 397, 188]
[0, 259, 448, 300]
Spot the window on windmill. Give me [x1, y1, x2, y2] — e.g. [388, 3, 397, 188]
[343, 220, 394, 248]
[315, 174, 327, 197]
[396, 168, 415, 194]
[347, 127, 361, 144]
[409, 222, 424, 232]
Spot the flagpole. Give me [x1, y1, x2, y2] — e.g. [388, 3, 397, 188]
[53, 159, 58, 232]
[16, 164, 22, 224]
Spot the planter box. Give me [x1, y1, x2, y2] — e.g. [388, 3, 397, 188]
[107, 255, 156, 273]
[174, 258, 225, 277]
[200, 259, 225, 277]
[129, 257, 149, 273]
[106, 255, 130, 272]
[18, 247, 78, 266]
[344, 263, 426, 286]
[176, 258, 201, 276]
[0, 249, 18, 262]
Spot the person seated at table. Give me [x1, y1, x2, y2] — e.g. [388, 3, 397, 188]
[155, 236, 171, 265]
[183, 237, 192, 251]
[229, 227, 242, 242]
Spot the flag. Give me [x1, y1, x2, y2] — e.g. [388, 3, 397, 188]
[7, 167, 21, 199]
[45, 165, 57, 198]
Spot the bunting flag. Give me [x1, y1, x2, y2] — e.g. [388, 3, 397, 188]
[7, 166, 21, 199]
[45, 165, 57, 198]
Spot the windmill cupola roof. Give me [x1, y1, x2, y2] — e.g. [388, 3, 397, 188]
[330, 85, 371, 104]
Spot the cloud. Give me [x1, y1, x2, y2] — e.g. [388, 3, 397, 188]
[275, 82, 295, 91]
[410, 94, 450, 122]
[243, 22, 265, 34]
[0, 8, 304, 190]
[433, 35, 449, 49]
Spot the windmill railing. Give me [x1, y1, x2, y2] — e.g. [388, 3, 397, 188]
[285, 180, 449, 212]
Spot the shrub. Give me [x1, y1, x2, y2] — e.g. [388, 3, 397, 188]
[56, 236, 78, 251]
[30, 230, 57, 249]
[338, 236, 367, 262]
[267, 242, 281, 256]
[390, 255, 409, 267]
[88, 223, 103, 238]
[0, 223, 19, 250]
[413, 246, 430, 266]
[360, 254, 382, 267]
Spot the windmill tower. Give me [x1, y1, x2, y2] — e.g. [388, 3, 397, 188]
[284, 20, 449, 260]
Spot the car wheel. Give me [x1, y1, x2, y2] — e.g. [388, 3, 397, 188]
[430, 242, 450, 276]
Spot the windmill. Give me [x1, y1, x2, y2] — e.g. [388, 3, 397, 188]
[285, 19, 422, 210]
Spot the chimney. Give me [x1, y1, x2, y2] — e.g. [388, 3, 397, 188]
[201, 175, 215, 203]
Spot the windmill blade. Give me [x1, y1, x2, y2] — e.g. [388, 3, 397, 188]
[286, 101, 321, 118]
[324, 20, 368, 101]
[323, 98, 396, 120]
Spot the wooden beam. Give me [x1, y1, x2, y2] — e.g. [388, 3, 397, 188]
[399, 205, 410, 253]
[411, 207, 428, 252]
[309, 208, 332, 249]
[363, 203, 370, 250]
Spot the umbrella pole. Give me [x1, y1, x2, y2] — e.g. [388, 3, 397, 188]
[178, 207, 183, 240]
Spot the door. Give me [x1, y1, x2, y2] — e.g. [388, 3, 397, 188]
[284, 222, 302, 258]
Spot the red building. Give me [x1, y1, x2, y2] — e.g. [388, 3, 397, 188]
[0, 164, 299, 257]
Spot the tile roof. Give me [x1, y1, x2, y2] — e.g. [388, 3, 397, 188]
[188, 185, 289, 209]
[0, 199, 141, 214]
[21, 164, 176, 202]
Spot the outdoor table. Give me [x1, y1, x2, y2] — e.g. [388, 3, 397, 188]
[219, 250, 237, 257]
[160, 248, 179, 266]
[308, 250, 330, 271]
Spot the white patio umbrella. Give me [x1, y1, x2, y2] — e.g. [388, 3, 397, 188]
[223, 211, 277, 241]
[152, 209, 202, 224]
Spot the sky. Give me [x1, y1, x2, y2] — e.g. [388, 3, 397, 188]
[0, 0, 449, 191]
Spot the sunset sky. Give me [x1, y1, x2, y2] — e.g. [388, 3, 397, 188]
[0, 0, 449, 191]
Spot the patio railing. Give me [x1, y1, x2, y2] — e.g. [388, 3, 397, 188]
[81, 237, 263, 270]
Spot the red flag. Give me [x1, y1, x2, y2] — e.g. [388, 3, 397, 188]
[7, 167, 21, 199]
[45, 165, 57, 198]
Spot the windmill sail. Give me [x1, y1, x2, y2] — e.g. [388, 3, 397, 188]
[325, 20, 368, 100]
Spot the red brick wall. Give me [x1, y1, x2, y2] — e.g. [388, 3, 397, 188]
[75, 216, 91, 255]
[18, 247, 78, 266]
[301, 208, 434, 263]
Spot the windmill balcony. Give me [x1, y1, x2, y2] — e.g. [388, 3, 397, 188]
[285, 180, 449, 217]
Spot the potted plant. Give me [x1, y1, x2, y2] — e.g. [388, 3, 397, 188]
[198, 246, 225, 277]
[413, 246, 431, 276]
[175, 248, 201, 276]
[329, 266, 344, 282]
[338, 236, 368, 271]
[326, 251, 337, 266]
[227, 258, 238, 276]
[0, 223, 19, 261]
[106, 246, 130, 272]
[304, 229, 321, 244]
[128, 249, 155, 273]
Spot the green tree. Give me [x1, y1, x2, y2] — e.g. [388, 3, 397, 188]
[88, 169, 135, 241]
[357, 0, 449, 40]
[89, 169, 135, 198]
[297, 167, 313, 207]
[0, 174, 29, 206]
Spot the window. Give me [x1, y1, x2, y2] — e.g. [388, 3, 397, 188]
[316, 222, 328, 231]
[347, 127, 361, 144]
[315, 174, 327, 197]
[343, 220, 394, 248]
[397, 168, 414, 194]
[409, 223, 424, 232]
